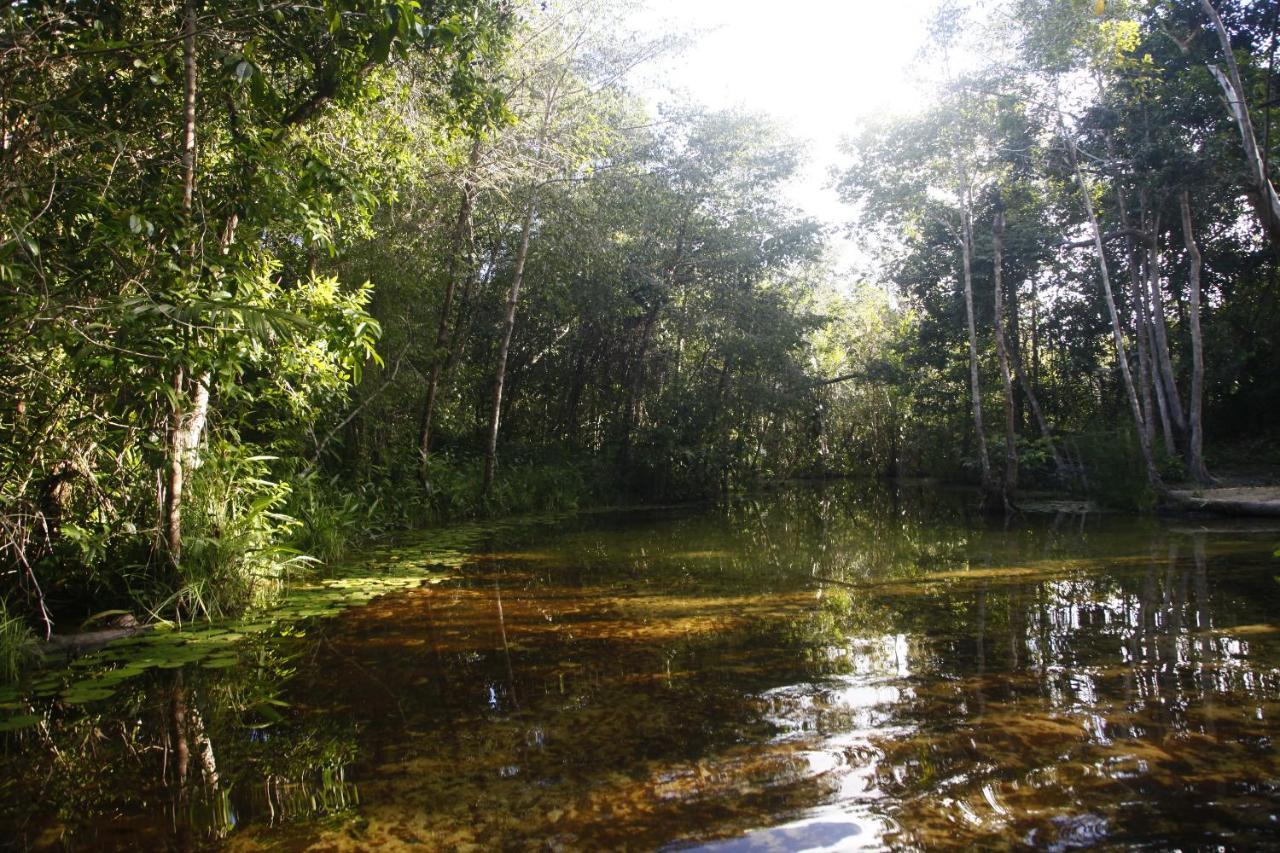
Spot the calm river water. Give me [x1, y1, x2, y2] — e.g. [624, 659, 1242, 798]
[3, 483, 1280, 850]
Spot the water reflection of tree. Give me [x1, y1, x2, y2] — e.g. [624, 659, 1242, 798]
[6, 491, 1278, 849]
[0, 634, 358, 848]
[866, 529, 1280, 850]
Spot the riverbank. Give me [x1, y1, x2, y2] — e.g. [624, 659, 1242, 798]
[1166, 486, 1280, 518]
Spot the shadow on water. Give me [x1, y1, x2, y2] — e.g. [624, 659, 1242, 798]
[2, 480, 1280, 849]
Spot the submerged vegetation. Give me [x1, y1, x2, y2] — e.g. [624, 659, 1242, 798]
[2, 0, 1280, 681]
[1, 485, 1279, 848]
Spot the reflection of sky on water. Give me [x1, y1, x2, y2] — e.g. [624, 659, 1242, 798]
[740, 634, 915, 850]
[5, 487, 1280, 850]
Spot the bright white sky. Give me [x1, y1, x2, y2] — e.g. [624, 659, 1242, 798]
[627, 0, 943, 269]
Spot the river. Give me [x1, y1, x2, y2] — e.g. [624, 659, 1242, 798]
[2, 482, 1279, 850]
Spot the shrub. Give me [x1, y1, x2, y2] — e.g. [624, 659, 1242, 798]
[154, 441, 313, 621]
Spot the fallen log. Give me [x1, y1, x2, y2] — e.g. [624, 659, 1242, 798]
[1166, 488, 1280, 518]
[40, 621, 151, 658]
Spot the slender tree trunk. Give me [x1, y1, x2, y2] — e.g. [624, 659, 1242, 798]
[163, 0, 201, 568]
[418, 139, 482, 486]
[1003, 255, 1064, 482]
[1012, 352, 1067, 483]
[620, 304, 660, 470]
[1135, 237, 1176, 456]
[1146, 314, 1177, 457]
[1199, 0, 1280, 246]
[444, 238, 495, 387]
[482, 202, 535, 496]
[991, 209, 1017, 507]
[1006, 270, 1026, 430]
[1117, 188, 1159, 453]
[188, 703, 219, 788]
[164, 372, 187, 564]
[1143, 215, 1187, 443]
[563, 337, 590, 444]
[1031, 279, 1040, 386]
[1180, 191, 1213, 484]
[1131, 242, 1162, 448]
[620, 220, 684, 470]
[1063, 132, 1162, 489]
[180, 1, 196, 215]
[959, 192, 993, 495]
[170, 671, 191, 791]
[1132, 252, 1163, 453]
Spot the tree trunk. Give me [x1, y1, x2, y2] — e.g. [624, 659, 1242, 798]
[1003, 249, 1066, 483]
[1063, 132, 1162, 489]
[562, 337, 591, 444]
[991, 209, 1017, 507]
[418, 138, 482, 486]
[1031, 281, 1041, 387]
[1006, 268, 1027, 430]
[960, 193, 993, 495]
[1180, 191, 1213, 484]
[1117, 188, 1160, 453]
[163, 0, 201, 569]
[1143, 215, 1187, 444]
[1012, 351, 1067, 483]
[1200, 0, 1280, 247]
[444, 238, 496, 387]
[620, 304, 660, 470]
[482, 202, 535, 497]
[170, 671, 191, 790]
[1132, 250, 1163, 453]
[1136, 243, 1176, 456]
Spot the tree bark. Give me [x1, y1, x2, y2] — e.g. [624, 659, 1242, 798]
[1116, 189, 1159, 454]
[1011, 351, 1067, 483]
[620, 303, 660, 470]
[1141, 252, 1172, 450]
[170, 671, 190, 790]
[482, 202, 535, 497]
[1002, 249, 1066, 482]
[959, 185, 993, 495]
[1006, 267, 1027, 430]
[1143, 214, 1187, 444]
[991, 208, 1017, 507]
[1200, 0, 1280, 246]
[418, 138, 482, 486]
[1179, 191, 1213, 484]
[180, 0, 197, 214]
[1135, 234, 1176, 456]
[1063, 130, 1163, 489]
[163, 0, 201, 569]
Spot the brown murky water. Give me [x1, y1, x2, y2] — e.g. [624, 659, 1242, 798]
[3, 483, 1280, 850]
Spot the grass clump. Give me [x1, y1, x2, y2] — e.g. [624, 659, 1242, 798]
[0, 597, 34, 684]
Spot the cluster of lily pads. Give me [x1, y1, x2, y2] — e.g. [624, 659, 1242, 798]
[0, 518, 558, 733]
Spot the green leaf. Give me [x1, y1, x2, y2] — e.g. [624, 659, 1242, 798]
[0, 714, 41, 733]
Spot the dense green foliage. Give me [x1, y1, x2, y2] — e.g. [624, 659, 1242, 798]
[2, 0, 1279, 648]
[835, 0, 1280, 503]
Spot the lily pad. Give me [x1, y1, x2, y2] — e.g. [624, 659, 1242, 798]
[0, 714, 41, 733]
[60, 685, 117, 705]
